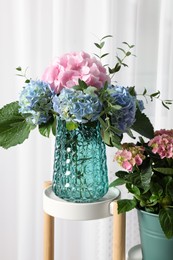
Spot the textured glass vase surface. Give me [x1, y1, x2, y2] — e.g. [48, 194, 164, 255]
[52, 117, 108, 203]
[138, 210, 173, 260]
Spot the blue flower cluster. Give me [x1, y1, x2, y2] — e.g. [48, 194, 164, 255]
[107, 85, 137, 131]
[53, 88, 102, 123]
[19, 80, 55, 125]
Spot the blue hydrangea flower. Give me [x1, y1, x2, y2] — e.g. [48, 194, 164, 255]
[107, 85, 137, 132]
[137, 99, 145, 111]
[53, 88, 102, 123]
[19, 80, 55, 125]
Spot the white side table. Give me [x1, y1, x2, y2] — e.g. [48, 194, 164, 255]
[127, 244, 142, 260]
[43, 181, 126, 260]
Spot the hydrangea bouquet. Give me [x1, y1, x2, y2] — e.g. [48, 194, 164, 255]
[112, 129, 173, 238]
[0, 36, 155, 149]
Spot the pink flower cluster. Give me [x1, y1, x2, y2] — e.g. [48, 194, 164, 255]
[114, 144, 145, 171]
[148, 129, 173, 159]
[42, 51, 111, 94]
[154, 129, 173, 137]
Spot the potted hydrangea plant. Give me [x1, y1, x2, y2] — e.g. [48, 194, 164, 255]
[112, 129, 173, 259]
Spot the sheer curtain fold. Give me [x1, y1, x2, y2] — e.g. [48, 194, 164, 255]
[0, 0, 173, 259]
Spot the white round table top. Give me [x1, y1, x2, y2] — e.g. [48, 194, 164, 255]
[127, 244, 142, 260]
[43, 186, 120, 220]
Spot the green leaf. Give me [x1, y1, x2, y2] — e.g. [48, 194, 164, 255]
[16, 66, 22, 71]
[121, 63, 128, 67]
[126, 51, 131, 56]
[167, 180, 173, 200]
[109, 178, 126, 187]
[159, 208, 173, 238]
[108, 63, 121, 74]
[128, 86, 136, 96]
[116, 171, 143, 189]
[100, 35, 112, 41]
[83, 86, 97, 95]
[0, 102, 34, 148]
[116, 56, 122, 63]
[39, 117, 54, 137]
[115, 170, 130, 180]
[126, 183, 140, 196]
[117, 199, 137, 214]
[52, 116, 57, 136]
[108, 132, 122, 148]
[94, 43, 102, 49]
[117, 48, 126, 54]
[78, 79, 88, 89]
[165, 100, 173, 103]
[131, 109, 154, 139]
[140, 165, 152, 190]
[150, 182, 163, 197]
[100, 41, 105, 49]
[101, 53, 109, 58]
[150, 91, 160, 98]
[143, 88, 147, 95]
[101, 129, 112, 146]
[93, 53, 100, 59]
[154, 167, 173, 175]
[25, 79, 30, 83]
[73, 85, 83, 91]
[66, 121, 78, 131]
[162, 101, 170, 110]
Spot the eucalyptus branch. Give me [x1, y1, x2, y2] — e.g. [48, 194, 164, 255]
[138, 88, 173, 110]
[16, 67, 30, 83]
[108, 42, 135, 79]
[94, 35, 112, 62]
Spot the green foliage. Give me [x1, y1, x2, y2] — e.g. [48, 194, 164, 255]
[140, 88, 173, 110]
[111, 138, 173, 238]
[66, 121, 79, 131]
[39, 116, 56, 137]
[16, 66, 30, 83]
[0, 102, 34, 148]
[159, 208, 173, 239]
[108, 42, 135, 77]
[131, 109, 154, 139]
[153, 167, 173, 175]
[94, 35, 112, 60]
[94, 35, 135, 78]
[117, 199, 137, 213]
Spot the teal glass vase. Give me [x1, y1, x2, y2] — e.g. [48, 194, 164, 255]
[52, 117, 108, 203]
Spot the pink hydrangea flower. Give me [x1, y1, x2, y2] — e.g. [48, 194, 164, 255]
[114, 149, 133, 171]
[114, 144, 145, 171]
[148, 132, 173, 159]
[42, 51, 111, 94]
[154, 129, 173, 137]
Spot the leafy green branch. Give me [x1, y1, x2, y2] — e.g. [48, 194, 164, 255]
[94, 35, 113, 61]
[94, 36, 135, 77]
[16, 67, 31, 83]
[108, 42, 135, 78]
[139, 88, 173, 109]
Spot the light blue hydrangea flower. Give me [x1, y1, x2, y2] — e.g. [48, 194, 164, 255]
[53, 88, 102, 123]
[19, 80, 55, 125]
[137, 99, 145, 111]
[107, 85, 137, 132]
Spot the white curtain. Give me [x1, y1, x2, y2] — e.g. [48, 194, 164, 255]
[0, 0, 173, 259]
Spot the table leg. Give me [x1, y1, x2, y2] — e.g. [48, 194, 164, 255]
[112, 201, 126, 260]
[43, 181, 54, 260]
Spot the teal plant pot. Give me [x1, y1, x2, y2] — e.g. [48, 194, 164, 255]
[138, 210, 173, 260]
[52, 117, 108, 203]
